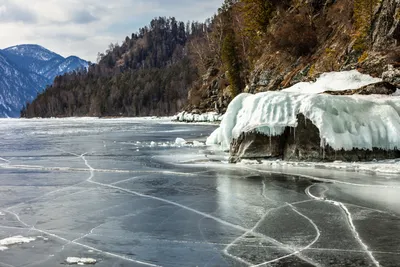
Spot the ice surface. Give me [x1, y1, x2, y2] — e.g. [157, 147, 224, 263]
[0, 118, 399, 266]
[207, 71, 400, 151]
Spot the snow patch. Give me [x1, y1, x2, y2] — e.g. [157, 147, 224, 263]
[207, 71, 400, 152]
[145, 139, 206, 148]
[0, 236, 35, 250]
[175, 138, 187, 146]
[240, 158, 400, 174]
[282, 70, 382, 94]
[66, 257, 97, 265]
[174, 111, 223, 123]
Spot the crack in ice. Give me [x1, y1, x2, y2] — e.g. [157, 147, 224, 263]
[2, 210, 161, 267]
[306, 185, 381, 267]
[79, 153, 322, 267]
[223, 179, 320, 267]
[252, 204, 321, 267]
[0, 157, 10, 164]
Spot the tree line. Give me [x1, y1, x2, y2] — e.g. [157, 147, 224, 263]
[22, 0, 381, 118]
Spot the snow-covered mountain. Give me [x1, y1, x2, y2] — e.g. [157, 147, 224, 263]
[0, 44, 88, 117]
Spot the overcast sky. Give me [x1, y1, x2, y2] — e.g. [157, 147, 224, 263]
[0, 0, 223, 62]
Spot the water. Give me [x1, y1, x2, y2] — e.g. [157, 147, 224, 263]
[0, 118, 399, 267]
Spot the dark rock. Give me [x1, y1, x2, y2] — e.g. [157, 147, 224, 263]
[285, 114, 400, 161]
[229, 132, 286, 163]
[229, 114, 400, 162]
[324, 81, 397, 95]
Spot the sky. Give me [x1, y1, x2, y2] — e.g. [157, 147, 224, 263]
[0, 0, 223, 62]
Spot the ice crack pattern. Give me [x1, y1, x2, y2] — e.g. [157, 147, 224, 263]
[0, 118, 399, 266]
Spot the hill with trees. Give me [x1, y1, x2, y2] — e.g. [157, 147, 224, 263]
[22, 0, 400, 118]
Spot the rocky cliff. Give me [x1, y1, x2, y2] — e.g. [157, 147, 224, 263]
[186, 0, 400, 115]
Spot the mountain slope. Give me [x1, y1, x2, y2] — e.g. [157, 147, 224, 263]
[0, 44, 88, 117]
[0, 51, 40, 117]
[2, 44, 88, 81]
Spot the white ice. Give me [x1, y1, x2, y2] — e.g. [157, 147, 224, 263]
[241, 158, 400, 175]
[207, 71, 400, 152]
[174, 111, 223, 123]
[0, 236, 35, 251]
[65, 257, 97, 265]
[175, 138, 187, 146]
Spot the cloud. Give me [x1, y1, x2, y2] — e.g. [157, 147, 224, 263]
[0, 1, 37, 23]
[70, 10, 99, 24]
[0, 0, 223, 62]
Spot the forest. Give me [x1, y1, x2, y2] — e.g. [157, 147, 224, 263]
[21, 0, 386, 118]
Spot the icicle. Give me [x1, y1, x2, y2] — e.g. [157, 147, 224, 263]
[321, 138, 326, 160]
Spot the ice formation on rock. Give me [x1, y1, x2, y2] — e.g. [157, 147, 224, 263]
[207, 71, 400, 152]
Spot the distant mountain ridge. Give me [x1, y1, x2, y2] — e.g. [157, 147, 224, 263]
[0, 44, 88, 117]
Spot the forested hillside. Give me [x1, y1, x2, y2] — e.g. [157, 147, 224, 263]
[22, 0, 400, 118]
[21, 17, 203, 117]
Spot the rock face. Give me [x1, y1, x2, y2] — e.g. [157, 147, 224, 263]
[382, 65, 400, 86]
[186, 67, 232, 114]
[230, 132, 286, 163]
[230, 114, 400, 163]
[372, 0, 400, 50]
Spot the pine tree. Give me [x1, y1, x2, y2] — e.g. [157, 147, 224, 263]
[353, 0, 379, 50]
[241, 0, 274, 34]
[222, 31, 242, 97]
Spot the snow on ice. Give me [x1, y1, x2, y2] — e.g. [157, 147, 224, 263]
[0, 236, 36, 251]
[174, 111, 223, 123]
[207, 70, 400, 151]
[240, 158, 400, 174]
[175, 138, 187, 146]
[65, 257, 97, 265]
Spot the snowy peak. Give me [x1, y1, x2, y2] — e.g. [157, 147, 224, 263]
[0, 51, 40, 118]
[1, 44, 88, 80]
[4, 44, 62, 62]
[0, 44, 88, 118]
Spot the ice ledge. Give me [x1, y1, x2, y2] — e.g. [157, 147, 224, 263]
[207, 70, 400, 161]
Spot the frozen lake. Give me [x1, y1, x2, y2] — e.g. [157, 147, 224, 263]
[0, 118, 399, 266]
